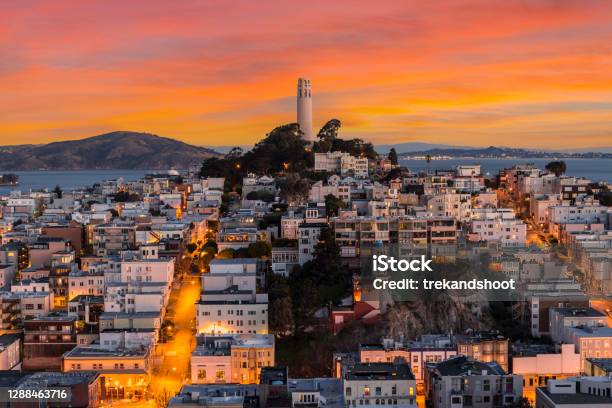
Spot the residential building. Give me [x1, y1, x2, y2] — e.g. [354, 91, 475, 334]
[62, 346, 151, 400]
[191, 334, 275, 385]
[535, 377, 612, 408]
[343, 362, 417, 408]
[456, 332, 509, 373]
[426, 356, 522, 408]
[549, 308, 607, 344]
[513, 344, 581, 404]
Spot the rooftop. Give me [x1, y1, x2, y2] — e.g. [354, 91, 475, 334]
[586, 358, 612, 373]
[552, 307, 606, 318]
[538, 387, 612, 405]
[432, 356, 506, 377]
[345, 362, 415, 381]
[210, 258, 259, 265]
[64, 346, 149, 359]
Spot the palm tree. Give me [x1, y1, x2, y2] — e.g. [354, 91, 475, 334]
[425, 154, 432, 173]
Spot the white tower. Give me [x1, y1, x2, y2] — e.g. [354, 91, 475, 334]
[297, 77, 313, 142]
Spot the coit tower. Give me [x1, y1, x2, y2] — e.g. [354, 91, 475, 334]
[297, 77, 314, 142]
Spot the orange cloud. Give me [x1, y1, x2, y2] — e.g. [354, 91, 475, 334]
[1, 0, 612, 149]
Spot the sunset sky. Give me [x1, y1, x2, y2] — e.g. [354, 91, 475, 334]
[2, 0, 612, 149]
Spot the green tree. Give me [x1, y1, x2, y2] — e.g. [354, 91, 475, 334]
[202, 240, 218, 255]
[247, 241, 272, 258]
[269, 297, 294, 336]
[325, 194, 346, 217]
[313, 119, 341, 153]
[508, 397, 532, 408]
[278, 173, 311, 204]
[545, 160, 567, 177]
[388, 148, 398, 165]
[217, 248, 236, 259]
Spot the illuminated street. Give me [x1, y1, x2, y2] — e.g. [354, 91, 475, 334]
[149, 274, 201, 403]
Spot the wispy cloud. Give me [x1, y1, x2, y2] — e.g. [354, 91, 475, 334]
[1, 0, 611, 148]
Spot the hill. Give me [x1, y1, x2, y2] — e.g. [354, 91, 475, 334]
[0, 131, 222, 170]
[375, 142, 474, 154]
[398, 145, 612, 159]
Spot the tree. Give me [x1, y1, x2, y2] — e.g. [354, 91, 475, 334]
[508, 397, 532, 408]
[247, 241, 272, 258]
[325, 194, 346, 217]
[313, 119, 341, 153]
[53, 185, 63, 199]
[545, 160, 567, 177]
[388, 148, 398, 165]
[217, 248, 236, 259]
[202, 240, 218, 255]
[269, 297, 294, 336]
[278, 173, 311, 204]
[241, 123, 312, 173]
[186, 243, 197, 253]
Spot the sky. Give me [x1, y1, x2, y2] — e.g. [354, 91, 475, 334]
[1, 0, 612, 149]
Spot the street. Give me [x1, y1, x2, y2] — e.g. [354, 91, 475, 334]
[149, 274, 201, 404]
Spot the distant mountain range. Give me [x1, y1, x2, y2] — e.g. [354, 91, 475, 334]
[376, 142, 612, 155]
[396, 145, 612, 159]
[0, 131, 222, 171]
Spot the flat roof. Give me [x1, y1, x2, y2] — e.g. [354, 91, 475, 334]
[551, 307, 606, 318]
[210, 258, 259, 265]
[345, 362, 414, 381]
[64, 346, 149, 359]
[586, 358, 612, 373]
[537, 388, 612, 405]
[433, 356, 505, 376]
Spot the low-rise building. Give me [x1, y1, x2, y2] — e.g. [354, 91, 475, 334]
[535, 376, 612, 408]
[191, 334, 275, 385]
[23, 313, 78, 371]
[549, 307, 607, 344]
[343, 362, 417, 408]
[512, 344, 581, 404]
[426, 356, 522, 408]
[62, 346, 151, 400]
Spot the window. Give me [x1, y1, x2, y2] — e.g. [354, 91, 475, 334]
[216, 370, 225, 381]
[364, 387, 370, 396]
[346, 387, 352, 397]
[375, 387, 381, 396]
[198, 369, 206, 379]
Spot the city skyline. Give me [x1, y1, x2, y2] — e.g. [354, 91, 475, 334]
[2, 1, 612, 149]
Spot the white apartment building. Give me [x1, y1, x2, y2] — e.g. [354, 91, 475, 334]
[428, 356, 523, 408]
[271, 246, 299, 276]
[104, 282, 169, 314]
[281, 213, 303, 240]
[120, 257, 174, 285]
[426, 193, 472, 222]
[99, 329, 157, 351]
[298, 223, 326, 265]
[68, 271, 105, 300]
[314, 152, 368, 178]
[190, 334, 275, 385]
[549, 307, 607, 344]
[536, 377, 612, 408]
[530, 194, 561, 227]
[564, 326, 612, 370]
[512, 344, 581, 404]
[343, 363, 417, 408]
[197, 262, 268, 335]
[470, 209, 526, 247]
